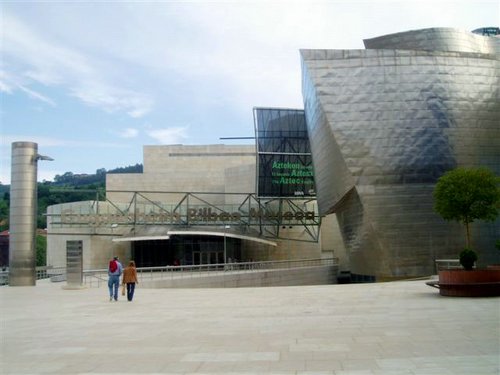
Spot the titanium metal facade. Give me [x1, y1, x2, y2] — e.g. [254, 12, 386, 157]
[301, 28, 500, 278]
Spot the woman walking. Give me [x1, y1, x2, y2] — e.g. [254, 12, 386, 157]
[122, 260, 139, 301]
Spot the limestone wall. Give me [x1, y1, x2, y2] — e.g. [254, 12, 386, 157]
[140, 265, 338, 288]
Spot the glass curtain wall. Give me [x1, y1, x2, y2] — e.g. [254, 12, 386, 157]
[253, 108, 315, 198]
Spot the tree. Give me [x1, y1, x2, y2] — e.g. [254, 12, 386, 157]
[434, 167, 500, 249]
[36, 235, 47, 267]
[0, 191, 9, 231]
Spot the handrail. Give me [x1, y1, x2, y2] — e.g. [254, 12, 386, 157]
[36, 266, 67, 280]
[1, 258, 338, 287]
[0, 266, 67, 286]
[435, 259, 461, 272]
[83, 257, 338, 287]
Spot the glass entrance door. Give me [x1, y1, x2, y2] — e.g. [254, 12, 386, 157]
[192, 251, 224, 265]
[171, 235, 240, 266]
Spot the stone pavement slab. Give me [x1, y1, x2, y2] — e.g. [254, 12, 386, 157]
[0, 279, 499, 374]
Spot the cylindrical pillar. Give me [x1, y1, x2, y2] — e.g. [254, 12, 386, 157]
[9, 142, 38, 286]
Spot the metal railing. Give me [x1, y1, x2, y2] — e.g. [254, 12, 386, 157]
[434, 259, 462, 272]
[0, 270, 7, 286]
[0, 266, 67, 286]
[1, 258, 338, 287]
[37, 266, 67, 281]
[83, 257, 338, 288]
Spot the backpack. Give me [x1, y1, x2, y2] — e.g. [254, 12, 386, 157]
[109, 260, 117, 273]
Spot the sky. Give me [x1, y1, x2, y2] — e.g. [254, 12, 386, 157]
[1, 0, 498, 184]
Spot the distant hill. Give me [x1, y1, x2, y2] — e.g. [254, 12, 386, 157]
[52, 163, 143, 186]
[0, 163, 143, 230]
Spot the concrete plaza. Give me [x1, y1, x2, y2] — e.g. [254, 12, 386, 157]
[0, 279, 499, 374]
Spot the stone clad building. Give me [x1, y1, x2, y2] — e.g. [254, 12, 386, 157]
[47, 28, 499, 280]
[47, 143, 341, 272]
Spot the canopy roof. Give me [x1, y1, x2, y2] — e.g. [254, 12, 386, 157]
[112, 225, 277, 246]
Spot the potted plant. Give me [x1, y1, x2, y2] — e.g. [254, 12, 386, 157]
[434, 167, 499, 265]
[432, 167, 500, 296]
[459, 248, 477, 270]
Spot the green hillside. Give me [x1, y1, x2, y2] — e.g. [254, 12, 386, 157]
[0, 164, 143, 231]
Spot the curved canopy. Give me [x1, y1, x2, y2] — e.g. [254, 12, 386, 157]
[112, 225, 277, 247]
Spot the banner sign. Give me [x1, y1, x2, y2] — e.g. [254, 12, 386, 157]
[258, 155, 315, 197]
[254, 108, 315, 197]
[57, 206, 316, 227]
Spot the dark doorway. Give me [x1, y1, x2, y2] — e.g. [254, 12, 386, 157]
[132, 235, 241, 267]
[132, 240, 174, 267]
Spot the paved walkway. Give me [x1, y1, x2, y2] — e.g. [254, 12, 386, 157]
[1, 279, 499, 374]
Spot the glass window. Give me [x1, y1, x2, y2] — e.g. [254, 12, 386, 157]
[254, 108, 315, 197]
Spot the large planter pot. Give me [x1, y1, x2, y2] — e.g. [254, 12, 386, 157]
[437, 269, 500, 297]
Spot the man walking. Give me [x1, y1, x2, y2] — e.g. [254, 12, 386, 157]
[107, 256, 123, 301]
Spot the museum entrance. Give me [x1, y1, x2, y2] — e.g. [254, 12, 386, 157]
[132, 234, 241, 267]
[192, 251, 224, 265]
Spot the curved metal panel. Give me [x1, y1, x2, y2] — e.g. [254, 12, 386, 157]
[363, 27, 500, 55]
[301, 28, 500, 278]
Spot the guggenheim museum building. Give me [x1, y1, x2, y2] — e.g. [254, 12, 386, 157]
[47, 27, 500, 280]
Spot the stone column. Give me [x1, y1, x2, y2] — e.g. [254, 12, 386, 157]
[9, 142, 39, 286]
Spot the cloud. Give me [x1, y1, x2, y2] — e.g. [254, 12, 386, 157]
[0, 70, 17, 93]
[0, 71, 13, 93]
[1, 11, 153, 117]
[2, 1, 497, 134]
[18, 85, 56, 107]
[0, 134, 129, 149]
[0, 81, 11, 93]
[118, 128, 139, 139]
[0, 70, 57, 106]
[70, 82, 153, 118]
[146, 126, 189, 144]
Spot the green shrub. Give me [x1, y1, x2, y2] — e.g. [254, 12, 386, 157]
[459, 248, 477, 270]
[36, 235, 47, 267]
